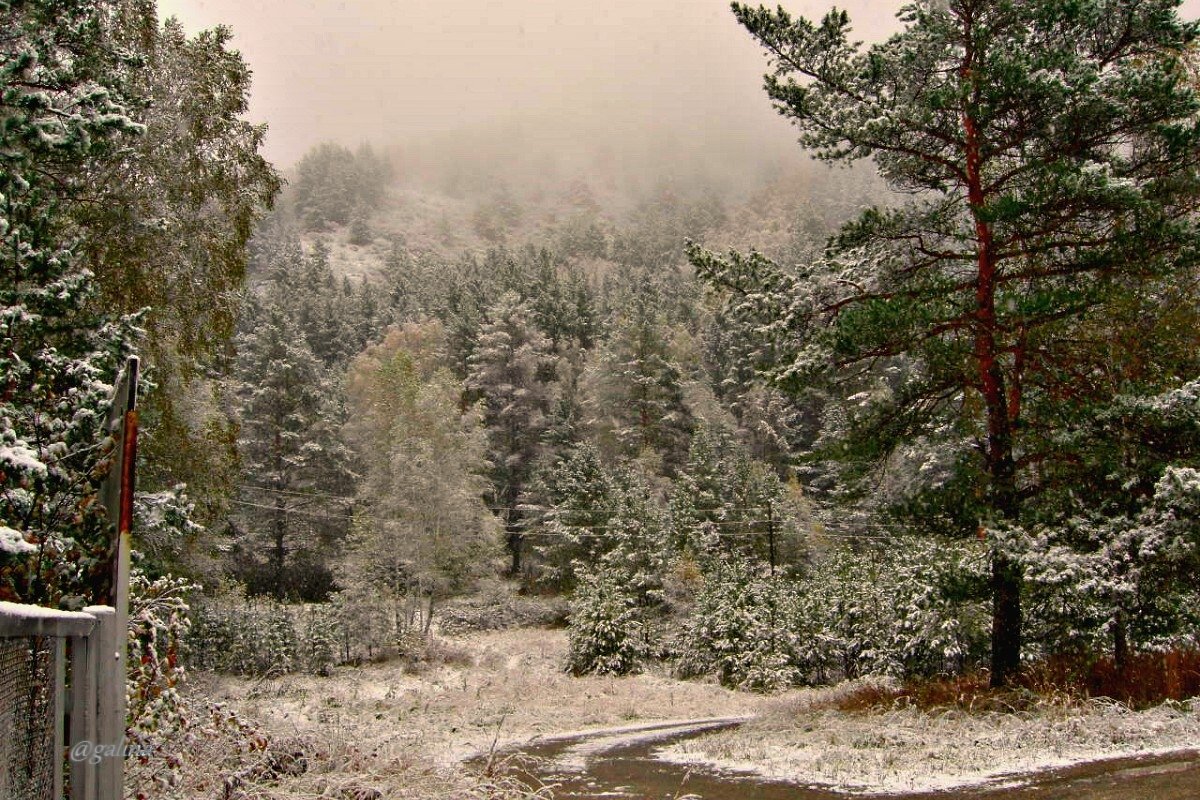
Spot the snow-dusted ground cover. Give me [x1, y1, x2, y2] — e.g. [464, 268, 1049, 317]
[194, 627, 769, 797]
[660, 681, 1200, 795]
[191, 629, 1200, 797]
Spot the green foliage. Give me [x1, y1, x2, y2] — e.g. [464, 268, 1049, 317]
[342, 322, 496, 608]
[77, 14, 281, 371]
[669, 425, 807, 567]
[566, 565, 651, 676]
[291, 142, 392, 230]
[533, 445, 670, 598]
[678, 556, 798, 691]
[679, 539, 990, 690]
[0, 0, 143, 605]
[187, 597, 306, 676]
[583, 283, 694, 473]
[1022, 464, 1200, 662]
[699, 0, 1200, 682]
[229, 298, 354, 600]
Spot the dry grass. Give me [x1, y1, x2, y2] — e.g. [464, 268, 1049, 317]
[817, 650, 1200, 717]
[1026, 649, 1200, 708]
[167, 627, 766, 799]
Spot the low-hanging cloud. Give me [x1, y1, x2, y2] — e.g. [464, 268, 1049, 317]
[156, 0, 916, 169]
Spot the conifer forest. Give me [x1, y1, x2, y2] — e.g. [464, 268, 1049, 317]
[4, 1, 1200, 797]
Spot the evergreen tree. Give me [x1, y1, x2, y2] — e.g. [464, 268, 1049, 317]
[566, 564, 651, 676]
[466, 292, 558, 574]
[583, 285, 694, 474]
[529, 444, 617, 591]
[695, 0, 1200, 685]
[0, 0, 142, 604]
[291, 142, 391, 230]
[669, 425, 806, 569]
[230, 299, 353, 599]
[532, 443, 669, 599]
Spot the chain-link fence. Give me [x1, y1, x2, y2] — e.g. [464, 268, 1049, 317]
[0, 635, 57, 800]
[0, 602, 120, 800]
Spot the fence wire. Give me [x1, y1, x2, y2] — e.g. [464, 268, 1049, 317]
[0, 635, 56, 800]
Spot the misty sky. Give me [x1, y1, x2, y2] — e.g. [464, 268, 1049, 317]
[157, 0, 1200, 169]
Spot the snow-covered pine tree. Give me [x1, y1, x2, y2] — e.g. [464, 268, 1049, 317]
[669, 425, 805, 569]
[466, 291, 558, 574]
[529, 443, 618, 591]
[566, 563, 651, 676]
[694, 0, 1200, 685]
[230, 298, 354, 599]
[1, 0, 142, 604]
[583, 283, 694, 475]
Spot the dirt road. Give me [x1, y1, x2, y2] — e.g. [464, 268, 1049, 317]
[501, 719, 1200, 799]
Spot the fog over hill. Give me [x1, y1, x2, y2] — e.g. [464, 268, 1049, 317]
[159, 0, 1200, 280]
[156, 0, 912, 170]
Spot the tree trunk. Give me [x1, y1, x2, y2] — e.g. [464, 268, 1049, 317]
[272, 497, 287, 600]
[990, 552, 1023, 686]
[1114, 609, 1129, 676]
[508, 528, 522, 575]
[963, 102, 1023, 688]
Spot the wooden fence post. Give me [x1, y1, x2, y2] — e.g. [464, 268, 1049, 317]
[52, 637, 66, 800]
[0, 601, 98, 800]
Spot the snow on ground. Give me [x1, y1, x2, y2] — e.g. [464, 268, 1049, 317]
[197, 630, 1200, 796]
[198, 627, 770, 769]
[659, 686, 1200, 795]
[549, 718, 747, 771]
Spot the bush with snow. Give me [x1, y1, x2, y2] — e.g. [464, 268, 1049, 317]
[566, 565, 651, 676]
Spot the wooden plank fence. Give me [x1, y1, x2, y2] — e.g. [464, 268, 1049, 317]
[0, 602, 124, 800]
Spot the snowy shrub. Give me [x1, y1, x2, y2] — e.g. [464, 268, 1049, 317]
[1023, 465, 1200, 663]
[187, 597, 311, 675]
[127, 572, 198, 737]
[567, 565, 650, 676]
[188, 590, 443, 675]
[300, 603, 339, 675]
[678, 539, 989, 690]
[678, 556, 800, 692]
[797, 539, 989, 681]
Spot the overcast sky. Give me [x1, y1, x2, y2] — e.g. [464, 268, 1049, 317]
[156, 0, 1200, 169]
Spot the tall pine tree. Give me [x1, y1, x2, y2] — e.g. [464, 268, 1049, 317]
[694, 0, 1200, 684]
[230, 299, 353, 599]
[466, 292, 557, 574]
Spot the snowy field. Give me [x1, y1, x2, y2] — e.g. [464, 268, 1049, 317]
[192, 627, 769, 797]
[190, 629, 1200, 797]
[661, 682, 1200, 795]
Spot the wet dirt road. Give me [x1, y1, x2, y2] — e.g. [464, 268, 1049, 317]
[494, 719, 1200, 799]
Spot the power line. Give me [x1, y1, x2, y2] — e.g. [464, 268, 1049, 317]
[236, 482, 802, 515]
[235, 484, 356, 503]
[225, 500, 894, 541]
